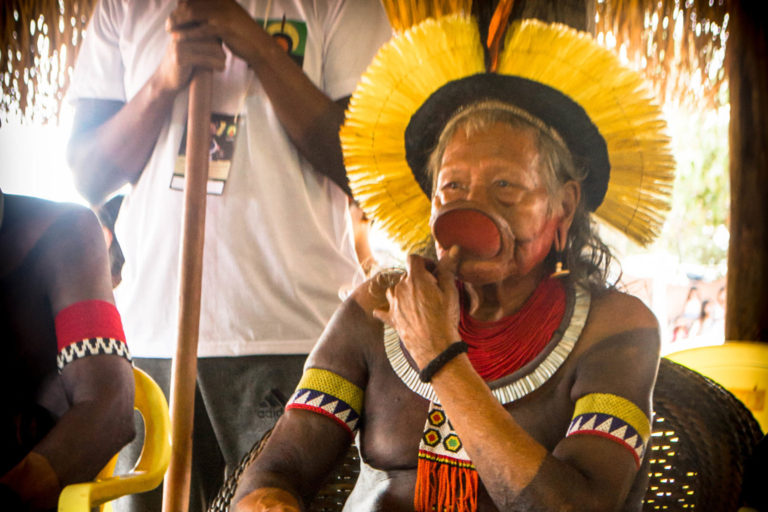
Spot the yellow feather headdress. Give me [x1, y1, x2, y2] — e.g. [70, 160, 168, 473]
[341, 12, 674, 254]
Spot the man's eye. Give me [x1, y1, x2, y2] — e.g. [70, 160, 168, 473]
[495, 183, 526, 203]
[442, 181, 461, 190]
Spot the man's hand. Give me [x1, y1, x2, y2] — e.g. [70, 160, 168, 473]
[373, 246, 461, 368]
[234, 487, 303, 512]
[167, 0, 265, 66]
[154, 15, 227, 94]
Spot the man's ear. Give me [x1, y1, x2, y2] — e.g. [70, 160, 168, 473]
[555, 180, 580, 249]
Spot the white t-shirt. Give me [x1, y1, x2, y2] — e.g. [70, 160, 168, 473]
[69, 0, 392, 357]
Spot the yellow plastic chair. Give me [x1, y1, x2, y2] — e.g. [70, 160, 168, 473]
[665, 341, 768, 433]
[58, 367, 172, 511]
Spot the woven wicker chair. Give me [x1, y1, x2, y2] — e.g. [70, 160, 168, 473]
[208, 358, 763, 512]
[644, 358, 763, 511]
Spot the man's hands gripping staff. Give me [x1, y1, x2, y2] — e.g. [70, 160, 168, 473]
[373, 246, 463, 372]
[69, 0, 357, 206]
[68, 2, 227, 205]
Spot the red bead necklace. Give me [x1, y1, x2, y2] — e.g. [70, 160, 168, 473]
[460, 278, 566, 381]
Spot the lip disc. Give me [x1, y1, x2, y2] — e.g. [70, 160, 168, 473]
[432, 208, 501, 259]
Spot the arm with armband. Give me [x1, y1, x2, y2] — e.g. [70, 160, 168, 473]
[0, 200, 135, 510]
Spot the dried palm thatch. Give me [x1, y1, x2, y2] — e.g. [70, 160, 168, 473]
[1, 0, 97, 126]
[381, 0, 473, 33]
[595, 0, 729, 111]
[0, 0, 729, 125]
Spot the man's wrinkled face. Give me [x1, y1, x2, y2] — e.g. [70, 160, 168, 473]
[431, 122, 561, 284]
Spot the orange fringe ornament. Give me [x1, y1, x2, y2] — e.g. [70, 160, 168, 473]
[414, 402, 480, 512]
[415, 452, 479, 512]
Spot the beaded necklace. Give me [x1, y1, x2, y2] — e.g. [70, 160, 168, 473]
[384, 280, 589, 404]
[461, 278, 567, 381]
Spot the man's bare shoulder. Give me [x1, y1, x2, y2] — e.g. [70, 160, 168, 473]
[348, 270, 405, 318]
[0, 195, 100, 275]
[569, 287, 660, 405]
[305, 273, 400, 383]
[582, 287, 659, 343]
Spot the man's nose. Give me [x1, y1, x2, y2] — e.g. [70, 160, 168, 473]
[466, 182, 489, 203]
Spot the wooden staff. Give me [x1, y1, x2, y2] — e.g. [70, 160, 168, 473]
[162, 67, 213, 512]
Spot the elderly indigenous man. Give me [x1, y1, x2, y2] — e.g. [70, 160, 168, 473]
[231, 6, 675, 512]
[0, 190, 135, 511]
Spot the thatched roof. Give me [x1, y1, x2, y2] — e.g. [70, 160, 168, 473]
[1, 0, 728, 125]
[1, 0, 97, 125]
[595, 0, 728, 110]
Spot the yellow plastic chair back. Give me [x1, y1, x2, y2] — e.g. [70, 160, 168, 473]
[665, 341, 768, 433]
[58, 367, 171, 511]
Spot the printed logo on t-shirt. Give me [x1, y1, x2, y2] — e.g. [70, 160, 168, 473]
[260, 15, 308, 67]
[170, 16, 307, 195]
[171, 112, 238, 195]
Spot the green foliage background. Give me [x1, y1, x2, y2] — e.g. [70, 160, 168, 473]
[658, 104, 730, 274]
[604, 102, 731, 280]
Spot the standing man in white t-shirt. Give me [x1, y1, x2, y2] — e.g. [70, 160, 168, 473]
[66, 1, 392, 510]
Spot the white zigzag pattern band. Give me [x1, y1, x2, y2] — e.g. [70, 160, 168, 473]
[287, 388, 360, 435]
[566, 412, 646, 465]
[56, 337, 132, 371]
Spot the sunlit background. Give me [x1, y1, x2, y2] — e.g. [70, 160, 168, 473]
[0, 104, 83, 204]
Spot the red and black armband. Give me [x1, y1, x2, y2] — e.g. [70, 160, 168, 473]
[54, 300, 131, 371]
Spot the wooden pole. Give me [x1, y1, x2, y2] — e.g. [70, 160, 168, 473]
[726, 0, 768, 342]
[162, 67, 213, 512]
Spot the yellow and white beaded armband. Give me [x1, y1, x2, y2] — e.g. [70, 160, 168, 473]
[566, 393, 651, 467]
[286, 368, 363, 436]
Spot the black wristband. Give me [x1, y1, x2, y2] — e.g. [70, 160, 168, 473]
[418, 341, 469, 383]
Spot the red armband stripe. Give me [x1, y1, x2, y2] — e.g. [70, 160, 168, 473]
[566, 411, 647, 468]
[54, 300, 126, 351]
[286, 403, 355, 436]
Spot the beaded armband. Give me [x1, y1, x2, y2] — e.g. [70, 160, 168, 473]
[286, 368, 363, 436]
[566, 393, 651, 467]
[54, 300, 131, 371]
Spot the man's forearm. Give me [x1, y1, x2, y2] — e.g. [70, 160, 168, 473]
[430, 356, 637, 511]
[34, 394, 135, 486]
[68, 76, 178, 206]
[240, 21, 349, 193]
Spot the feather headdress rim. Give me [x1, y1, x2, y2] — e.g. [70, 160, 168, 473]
[405, 73, 610, 212]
